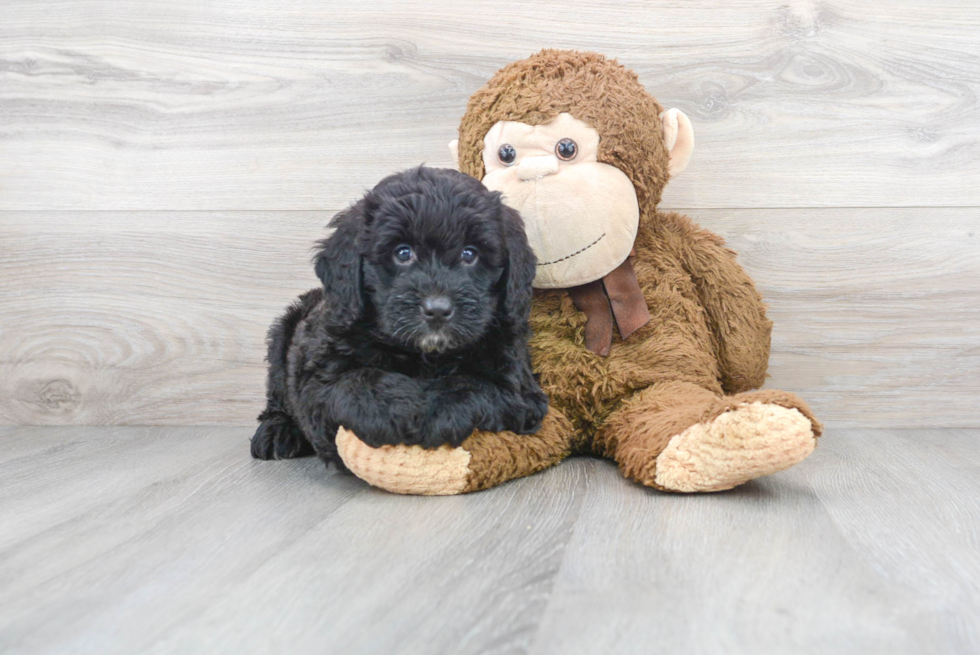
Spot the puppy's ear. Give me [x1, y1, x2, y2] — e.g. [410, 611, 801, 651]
[500, 205, 537, 329]
[314, 202, 367, 329]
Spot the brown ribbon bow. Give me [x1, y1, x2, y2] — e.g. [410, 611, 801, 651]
[566, 257, 650, 356]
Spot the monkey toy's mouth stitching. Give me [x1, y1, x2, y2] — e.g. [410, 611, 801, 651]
[538, 233, 606, 266]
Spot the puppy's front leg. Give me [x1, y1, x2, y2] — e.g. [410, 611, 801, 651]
[421, 377, 524, 448]
[296, 368, 426, 451]
[516, 357, 549, 434]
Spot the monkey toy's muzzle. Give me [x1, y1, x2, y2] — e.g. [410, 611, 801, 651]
[516, 155, 559, 181]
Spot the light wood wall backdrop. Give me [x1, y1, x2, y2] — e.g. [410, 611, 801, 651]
[1, 0, 978, 427]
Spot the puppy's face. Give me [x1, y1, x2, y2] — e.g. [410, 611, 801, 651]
[361, 171, 509, 354]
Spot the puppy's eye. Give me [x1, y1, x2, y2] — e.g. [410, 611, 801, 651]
[498, 144, 517, 166]
[556, 138, 577, 161]
[393, 244, 415, 264]
[460, 247, 479, 266]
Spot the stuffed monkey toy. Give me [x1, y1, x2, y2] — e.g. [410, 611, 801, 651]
[335, 50, 822, 494]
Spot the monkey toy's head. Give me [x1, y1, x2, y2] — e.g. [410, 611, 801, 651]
[450, 50, 694, 289]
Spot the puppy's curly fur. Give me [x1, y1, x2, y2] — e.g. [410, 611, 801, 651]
[251, 167, 548, 465]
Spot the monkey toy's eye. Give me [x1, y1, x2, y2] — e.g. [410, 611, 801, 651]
[460, 246, 479, 266]
[393, 244, 415, 264]
[498, 144, 517, 166]
[556, 138, 577, 161]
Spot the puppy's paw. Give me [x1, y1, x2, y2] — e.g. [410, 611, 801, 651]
[518, 390, 549, 434]
[353, 413, 423, 448]
[420, 409, 478, 449]
[251, 417, 314, 460]
[340, 394, 426, 448]
[390, 411, 425, 446]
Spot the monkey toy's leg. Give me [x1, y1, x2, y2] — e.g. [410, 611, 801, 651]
[335, 407, 575, 495]
[594, 381, 822, 492]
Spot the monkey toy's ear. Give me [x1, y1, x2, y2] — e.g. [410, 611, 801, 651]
[313, 203, 366, 330]
[499, 205, 537, 331]
[660, 108, 695, 178]
[449, 139, 460, 170]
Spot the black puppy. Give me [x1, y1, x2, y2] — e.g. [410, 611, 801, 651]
[251, 167, 548, 465]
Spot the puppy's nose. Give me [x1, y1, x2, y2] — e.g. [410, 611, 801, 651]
[421, 295, 454, 323]
[517, 155, 559, 181]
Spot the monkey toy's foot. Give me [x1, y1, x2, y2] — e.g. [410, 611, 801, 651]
[335, 427, 473, 495]
[653, 402, 817, 493]
[335, 408, 575, 495]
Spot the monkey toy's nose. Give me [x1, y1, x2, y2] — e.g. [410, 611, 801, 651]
[517, 155, 559, 181]
[421, 295, 455, 324]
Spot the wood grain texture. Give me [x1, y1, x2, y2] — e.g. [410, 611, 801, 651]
[2, 209, 977, 427]
[718, 208, 980, 428]
[1, 426, 979, 653]
[1, 0, 979, 210]
[529, 428, 980, 655]
[0, 212, 331, 425]
[0, 426, 588, 655]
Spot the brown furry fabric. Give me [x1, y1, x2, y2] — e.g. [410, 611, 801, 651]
[526, 211, 789, 437]
[449, 50, 820, 491]
[462, 407, 575, 493]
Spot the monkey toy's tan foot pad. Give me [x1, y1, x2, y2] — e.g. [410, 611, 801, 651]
[654, 402, 817, 493]
[335, 410, 575, 496]
[335, 428, 472, 496]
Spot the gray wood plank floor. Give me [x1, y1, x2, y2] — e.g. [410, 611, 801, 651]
[2, 426, 978, 654]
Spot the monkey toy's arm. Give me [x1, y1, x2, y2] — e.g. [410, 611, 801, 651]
[664, 212, 773, 394]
